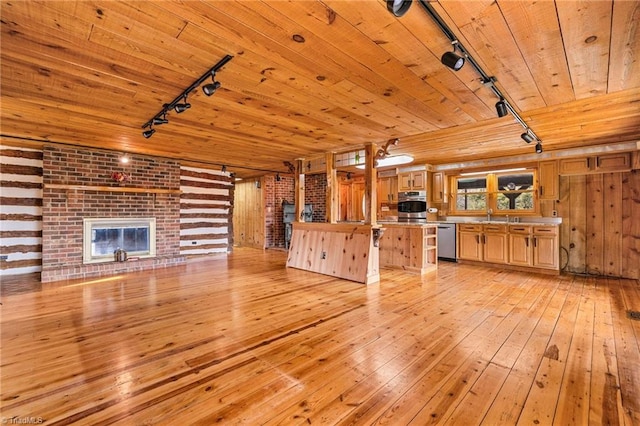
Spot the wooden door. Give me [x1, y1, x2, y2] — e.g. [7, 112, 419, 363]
[412, 172, 426, 190]
[595, 153, 631, 172]
[398, 172, 413, 191]
[559, 157, 591, 175]
[533, 234, 559, 269]
[432, 172, 444, 203]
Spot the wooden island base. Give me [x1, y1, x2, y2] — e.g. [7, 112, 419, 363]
[286, 222, 382, 284]
[378, 223, 438, 275]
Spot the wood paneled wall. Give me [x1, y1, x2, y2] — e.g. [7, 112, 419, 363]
[233, 178, 266, 248]
[180, 166, 233, 255]
[558, 170, 640, 278]
[0, 146, 43, 276]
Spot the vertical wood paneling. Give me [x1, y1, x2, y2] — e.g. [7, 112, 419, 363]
[233, 179, 265, 248]
[603, 173, 623, 276]
[622, 171, 640, 278]
[0, 146, 43, 276]
[569, 175, 587, 273]
[180, 166, 232, 255]
[586, 174, 604, 274]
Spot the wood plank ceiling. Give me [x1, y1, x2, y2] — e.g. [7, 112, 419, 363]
[1, 0, 639, 178]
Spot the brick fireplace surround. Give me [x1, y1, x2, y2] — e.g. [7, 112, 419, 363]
[41, 145, 185, 283]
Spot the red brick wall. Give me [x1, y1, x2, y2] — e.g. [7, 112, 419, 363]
[41, 145, 184, 282]
[305, 173, 327, 223]
[263, 175, 295, 248]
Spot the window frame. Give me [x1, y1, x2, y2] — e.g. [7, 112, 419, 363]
[450, 168, 539, 216]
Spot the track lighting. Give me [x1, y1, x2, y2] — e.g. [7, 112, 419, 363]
[386, 0, 412, 17]
[388, 1, 544, 150]
[202, 72, 221, 96]
[276, 173, 281, 182]
[141, 54, 233, 137]
[174, 95, 191, 113]
[535, 142, 543, 154]
[521, 131, 535, 144]
[142, 126, 155, 139]
[152, 113, 168, 125]
[441, 51, 465, 71]
[495, 99, 508, 117]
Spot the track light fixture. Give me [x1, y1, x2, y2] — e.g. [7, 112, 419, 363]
[202, 72, 222, 96]
[276, 173, 281, 182]
[535, 142, 543, 154]
[152, 112, 168, 125]
[142, 126, 155, 139]
[387, 1, 544, 151]
[386, 0, 413, 17]
[495, 99, 508, 118]
[141, 54, 233, 137]
[441, 45, 465, 71]
[521, 130, 535, 144]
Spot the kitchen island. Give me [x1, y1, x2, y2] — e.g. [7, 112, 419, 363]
[378, 222, 438, 274]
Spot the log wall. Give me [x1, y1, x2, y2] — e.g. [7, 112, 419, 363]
[0, 146, 43, 276]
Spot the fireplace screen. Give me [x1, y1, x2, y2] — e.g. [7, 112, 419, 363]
[83, 218, 156, 263]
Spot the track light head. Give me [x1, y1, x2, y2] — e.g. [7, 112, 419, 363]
[142, 127, 155, 138]
[386, 0, 412, 17]
[174, 95, 191, 113]
[276, 173, 281, 182]
[521, 131, 535, 144]
[495, 99, 508, 118]
[152, 116, 168, 125]
[535, 142, 543, 154]
[202, 81, 221, 96]
[441, 51, 465, 71]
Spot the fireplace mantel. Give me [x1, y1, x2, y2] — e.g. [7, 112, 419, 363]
[44, 183, 181, 194]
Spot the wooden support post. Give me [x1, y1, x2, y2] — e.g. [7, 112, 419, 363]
[364, 143, 377, 225]
[294, 159, 305, 222]
[326, 152, 338, 223]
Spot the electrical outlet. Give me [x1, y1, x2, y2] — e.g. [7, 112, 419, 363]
[0, 255, 8, 261]
[192, 241, 197, 245]
[552, 210, 558, 217]
[321, 251, 326, 259]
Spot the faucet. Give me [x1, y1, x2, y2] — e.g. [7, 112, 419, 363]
[486, 208, 493, 222]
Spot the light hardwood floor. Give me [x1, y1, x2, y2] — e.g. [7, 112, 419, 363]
[1, 248, 639, 425]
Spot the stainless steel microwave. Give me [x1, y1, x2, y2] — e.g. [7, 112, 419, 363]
[398, 191, 427, 221]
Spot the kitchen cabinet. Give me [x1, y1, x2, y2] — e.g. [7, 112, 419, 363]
[398, 171, 426, 191]
[482, 224, 508, 264]
[538, 160, 558, 200]
[377, 176, 398, 218]
[458, 224, 508, 263]
[559, 152, 632, 175]
[458, 223, 559, 272]
[508, 225, 533, 266]
[431, 171, 445, 203]
[458, 224, 483, 261]
[532, 226, 559, 269]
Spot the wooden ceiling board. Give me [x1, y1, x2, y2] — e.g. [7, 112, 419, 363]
[497, 0, 576, 106]
[556, 0, 612, 100]
[609, 0, 640, 92]
[1, 0, 639, 178]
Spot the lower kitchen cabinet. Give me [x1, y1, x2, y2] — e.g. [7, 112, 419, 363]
[458, 223, 559, 273]
[379, 224, 438, 274]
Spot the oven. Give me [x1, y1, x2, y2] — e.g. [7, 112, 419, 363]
[398, 191, 427, 222]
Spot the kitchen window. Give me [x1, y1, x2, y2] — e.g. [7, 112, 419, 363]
[451, 169, 537, 215]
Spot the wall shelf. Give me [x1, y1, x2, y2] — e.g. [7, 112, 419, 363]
[44, 184, 181, 194]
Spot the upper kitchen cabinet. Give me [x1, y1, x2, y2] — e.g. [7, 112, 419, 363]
[398, 171, 426, 191]
[431, 171, 446, 203]
[559, 152, 632, 175]
[538, 160, 559, 200]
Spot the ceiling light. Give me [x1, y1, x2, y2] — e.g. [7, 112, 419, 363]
[202, 72, 221, 96]
[535, 142, 543, 154]
[521, 131, 535, 144]
[386, 0, 412, 17]
[120, 154, 130, 164]
[142, 127, 155, 138]
[152, 114, 168, 125]
[495, 99, 508, 117]
[441, 51, 465, 71]
[356, 154, 414, 169]
[174, 95, 191, 113]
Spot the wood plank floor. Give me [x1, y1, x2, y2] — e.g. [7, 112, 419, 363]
[1, 248, 639, 425]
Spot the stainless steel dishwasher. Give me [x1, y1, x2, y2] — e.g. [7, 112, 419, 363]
[437, 223, 457, 261]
